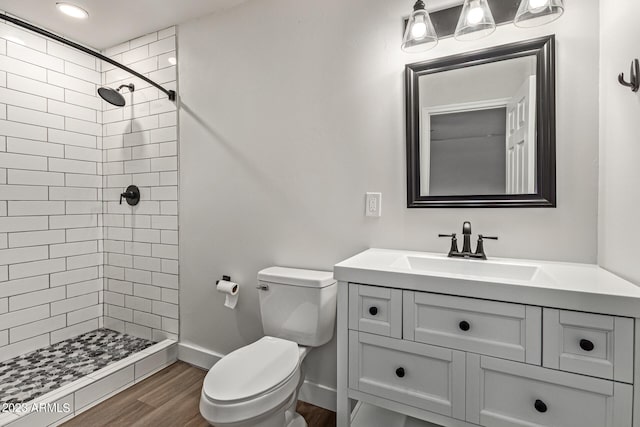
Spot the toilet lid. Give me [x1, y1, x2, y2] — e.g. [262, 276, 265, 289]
[203, 336, 300, 402]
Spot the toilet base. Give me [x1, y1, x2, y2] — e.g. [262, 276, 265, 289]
[286, 412, 308, 427]
[203, 389, 308, 427]
[201, 345, 313, 427]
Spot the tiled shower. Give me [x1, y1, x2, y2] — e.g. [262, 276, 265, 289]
[0, 20, 105, 360]
[101, 27, 179, 344]
[0, 14, 179, 416]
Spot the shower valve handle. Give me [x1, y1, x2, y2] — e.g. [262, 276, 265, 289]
[120, 185, 141, 206]
[120, 191, 133, 204]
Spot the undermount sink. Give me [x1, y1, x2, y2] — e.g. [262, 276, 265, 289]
[391, 255, 540, 282]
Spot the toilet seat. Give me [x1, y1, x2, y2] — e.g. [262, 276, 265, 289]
[200, 336, 301, 425]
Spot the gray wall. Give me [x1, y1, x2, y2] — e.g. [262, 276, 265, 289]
[598, 0, 640, 284]
[177, 0, 600, 401]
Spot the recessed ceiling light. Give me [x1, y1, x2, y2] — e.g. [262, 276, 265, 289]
[167, 57, 177, 65]
[56, 2, 89, 19]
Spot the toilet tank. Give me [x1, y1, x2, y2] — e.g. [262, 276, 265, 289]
[257, 267, 337, 347]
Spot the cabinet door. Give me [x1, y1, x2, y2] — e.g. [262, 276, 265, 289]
[349, 284, 402, 338]
[404, 291, 541, 364]
[543, 308, 634, 383]
[466, 354, 632, 427]
[349, 331, 466, 420]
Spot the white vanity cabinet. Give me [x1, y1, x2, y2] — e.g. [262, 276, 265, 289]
[338, 282, 636, 427]
[403, 291, 541, 365]
[349, 284, 402, 338]
[466, 354, 632, 427]
[349, 331, 466, 419]
[542, 308, 634, 383]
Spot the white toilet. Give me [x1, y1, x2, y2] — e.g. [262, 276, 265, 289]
[199, 267, 337, 427]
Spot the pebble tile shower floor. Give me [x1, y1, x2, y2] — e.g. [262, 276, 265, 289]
[0, 329, 154, 405]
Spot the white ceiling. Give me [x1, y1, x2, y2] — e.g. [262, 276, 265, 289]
[0, 0, 463, 50]
[0, 0, 247, 49]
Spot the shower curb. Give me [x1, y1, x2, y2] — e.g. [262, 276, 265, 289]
[0, 339, 177, 427]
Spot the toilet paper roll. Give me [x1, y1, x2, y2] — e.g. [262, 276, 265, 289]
[217, 279, 239, 309]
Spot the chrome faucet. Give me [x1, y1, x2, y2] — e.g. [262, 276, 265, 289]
[439, 221, 498, 260]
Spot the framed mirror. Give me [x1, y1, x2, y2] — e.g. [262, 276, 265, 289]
[405, 35, 556, 208]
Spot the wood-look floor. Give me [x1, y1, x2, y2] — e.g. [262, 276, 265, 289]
[62, 361, 336, 427]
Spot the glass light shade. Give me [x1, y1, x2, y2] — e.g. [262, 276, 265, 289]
[454, 0, 496, 41]
[402, 2, 438, 53]
[514, 0, 565, 27]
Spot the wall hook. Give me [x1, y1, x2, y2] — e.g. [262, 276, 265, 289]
[618, 59, 639, 92]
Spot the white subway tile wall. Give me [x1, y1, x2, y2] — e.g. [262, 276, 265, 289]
[0, 19, 179, 359]
[0, 19, 103, 362]
[101, 28, 178, 343]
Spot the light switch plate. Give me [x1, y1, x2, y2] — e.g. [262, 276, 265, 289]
[365, 192, 382, 217]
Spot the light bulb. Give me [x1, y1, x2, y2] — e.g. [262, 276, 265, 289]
[402, 0, 438, 52]
[411, 20, 428, 38]
[467, 2, 485, 25]
[529, 0, 550, 10]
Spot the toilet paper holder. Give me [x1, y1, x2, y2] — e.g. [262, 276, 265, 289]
[216, 275, 239, 309]
[216, 275, 232, 285]
[216, 276, 239, 294]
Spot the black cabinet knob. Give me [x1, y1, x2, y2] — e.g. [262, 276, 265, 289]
[459, 321, 470, 331]
[534, 399, 547, 413]
[395, 367, 405, 378]
[579, 339, 595, 352]
[368, 306, 378, 316]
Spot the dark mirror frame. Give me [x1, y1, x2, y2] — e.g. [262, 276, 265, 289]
[405, 35, 556, 208]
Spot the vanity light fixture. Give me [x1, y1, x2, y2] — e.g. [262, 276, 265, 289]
[401, 0, 566, 52]
[454, 0, 496, 41]
[56, 2, 89, 19]
[401, 0, 438, 53]
[514, 0, 565, 27]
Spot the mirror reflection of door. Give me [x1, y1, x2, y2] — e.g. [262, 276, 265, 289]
[422, 102, 508, 196]
[506, 76, 536, 194]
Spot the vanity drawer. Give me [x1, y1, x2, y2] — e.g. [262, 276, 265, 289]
[466, 354, 632, 427]
[349, 284, 402, 338]
[403, 291, 541, 364]
[543, 309, 634, 383]
[348, 331, 465, 420]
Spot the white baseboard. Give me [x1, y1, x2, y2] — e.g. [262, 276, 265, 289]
[299, 380, 337, 412]
[178, 341, 337, 411]
[178, 342, 223, 370]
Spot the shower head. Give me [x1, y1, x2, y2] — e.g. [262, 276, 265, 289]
[98, 83, 135, 107]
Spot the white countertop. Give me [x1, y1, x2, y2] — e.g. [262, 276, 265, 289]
[334, 248, 640, 318]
